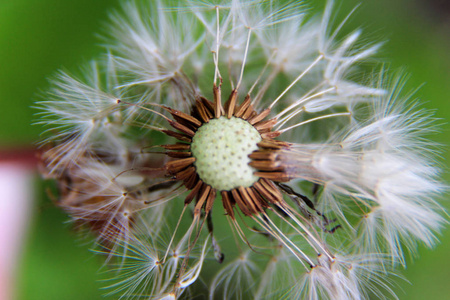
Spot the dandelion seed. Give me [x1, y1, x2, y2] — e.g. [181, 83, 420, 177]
[37, 0, 446, 299]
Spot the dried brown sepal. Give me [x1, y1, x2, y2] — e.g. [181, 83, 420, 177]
[249, 160, 284, 172]
[234, 95, 252, 118]
[261, 131, 281, 139]
[248, 151, 278, 161]
[162, 106, 203, 128]
[255, 171, 291, 182]
[194, 184, 212, 215]
[185, 180, 203, 205]
[184, 171, 200, 190]
[205, 188, 216, 213]
[241, 103, 255, 120]
[213, 83, 223, 118]
[175, 166, 196, 181]
[200, 97, 215, 116]
[257, 139, 291, 150]
[221, 191, 235, 218]
[159, 144, 191, 151]
[168, 120, 195, 137]
[254, 118, 278, 131]
[166, 151, 193, 158]
[162, 130, 192, 142]
[248, 186, 269, 209]
[194, 99, 213, 123]
[239, 186, 264, 215]
[225, 89, 238, 118]
[248, 108, 271, 125]
[166, 157, 196, 174]
[231, 188, 252, 216]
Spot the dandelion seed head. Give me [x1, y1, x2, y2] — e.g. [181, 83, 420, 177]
[35, 0, 446, 299]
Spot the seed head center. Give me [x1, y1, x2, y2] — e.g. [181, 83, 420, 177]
[191, 116, 262, 191]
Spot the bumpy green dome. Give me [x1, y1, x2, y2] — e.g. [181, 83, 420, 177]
[191, 116, 261, 191]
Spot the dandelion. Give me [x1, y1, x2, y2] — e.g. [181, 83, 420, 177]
[37, 0, 446, 299]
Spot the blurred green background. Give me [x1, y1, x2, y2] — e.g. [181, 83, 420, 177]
[1, 0, 449, 299]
